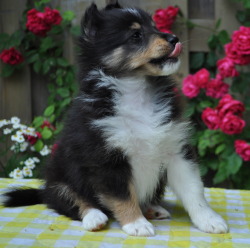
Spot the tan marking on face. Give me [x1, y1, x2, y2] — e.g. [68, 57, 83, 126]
[99, 183, 143, 225]
[129, 36, 171, 69]
[130, 22, 141, 29]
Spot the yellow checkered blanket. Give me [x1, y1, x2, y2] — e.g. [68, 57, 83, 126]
[0, 178, 249, 248]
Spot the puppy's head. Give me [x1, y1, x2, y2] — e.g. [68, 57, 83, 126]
[80, 2, 182, 76]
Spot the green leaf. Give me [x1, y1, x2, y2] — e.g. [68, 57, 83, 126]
[63, 10, 75, 21]
[33, 60, 42, 73]
[213, 161, 228, 184]
[70, 25, 81, 36]
[215, 18, 221, 29]
[0, 64, 15, 77]
[186, 20, 195, 29]
[0, 33, 10, 50]
[243, 0, 250, 9]
[9, 30, 24, 47]
[49, 114, 56, 123]
[40, 37, 56, 53]
[44, 105, 55, 117]
[32, 116, 44, 128]
[218, 30, 230, 45]
[206, 52, 218, 68]
[57, 58, 69, 67]
[41, 127, 53, 140]
[215, 143, 226, 155]
[190, 52, 205, 70]
[200, 163, 208, 176]
[48, 25, 63, 35]
[207, 34, 219, 50]
[34, 139, 44, 152]
[27, 53, 39, 63]
[57, 88, 70, 97]
[226, 153, 243, 175]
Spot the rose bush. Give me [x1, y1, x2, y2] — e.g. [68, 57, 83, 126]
[0, 0, 79, 178]
[182, 18, 250, 188]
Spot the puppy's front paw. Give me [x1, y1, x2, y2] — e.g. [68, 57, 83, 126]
[82, 208, 108, 231]
[192, 209, 228, 234]
[144, 205, 171, 219]
[122, 217, 155, 236]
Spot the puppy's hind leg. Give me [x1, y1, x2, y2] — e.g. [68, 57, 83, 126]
[167, 145, 228, 234]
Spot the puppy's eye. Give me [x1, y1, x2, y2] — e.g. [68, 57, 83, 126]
[131, 31, 142, 40]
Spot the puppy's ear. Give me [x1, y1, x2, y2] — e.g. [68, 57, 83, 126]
[82, 3, 102, 38]
[105, 0, 122, 10]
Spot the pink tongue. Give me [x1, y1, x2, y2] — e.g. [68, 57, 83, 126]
[169, 42, 182, 57]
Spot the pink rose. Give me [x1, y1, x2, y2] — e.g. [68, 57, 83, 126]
[232, 26, 250, 55]
[44, 7, 62, 25]
[182, 75, 200, 98]
[26, 9, 51, 36]
[220, 113, 245, 135]
[235, 140, 250, 161]
[205, 79, 229, 99]
[202, 108, 220, 130]
[217, 57, 239, 79]
[225, 42, 250, 65]
[153, 6, 179, 31]
[216, 94, 245, 118]
[0, 47, 24, 65]
[26, 8, 62, 37]
[194, 68, 210, 88]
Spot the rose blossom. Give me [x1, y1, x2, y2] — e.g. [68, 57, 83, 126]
[220, 113, 245, 135]
[0, 47, 24, 65]
[205, 79, 229, 99]
[194, 68, 210, 88]
[202, 108, 220, 130]
[217, 57, 239, 79]
[225, 42, 250, 65]
[235, 140, 250, 161]
[216, 94, 245, 118]
[26, 9, 51, 36]
[44, 7, 62, 25]
[182, 75, 200, 98]
[26, 8, 62, 37]
[153, 6, 179, 31]
[232, 26, 250, 55]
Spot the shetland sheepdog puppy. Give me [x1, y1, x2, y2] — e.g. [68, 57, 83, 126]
[1, 1, 228, 236]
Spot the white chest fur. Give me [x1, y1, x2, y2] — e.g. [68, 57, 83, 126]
[92, 73, 188, 204]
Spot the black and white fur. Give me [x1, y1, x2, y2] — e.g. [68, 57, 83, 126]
[1, 2, 228, 236]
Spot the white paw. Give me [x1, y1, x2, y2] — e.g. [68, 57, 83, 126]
[192, 209, 228, 234]
[144, 205, 171, 219]
[122, 217, 155, 236]
[82, 209, 108, 231]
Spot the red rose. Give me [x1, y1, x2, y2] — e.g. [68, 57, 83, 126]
[232, 26, 250, 55]
[202, 108, 220, 130]
[182, 75, 200, 98]
[235, 140, 250, 161]
[217, 57, 239, 79]
[26, 8, 62, 37]
[220, 113, 245, 135]
[23, 131, 42, 145]
[194, 68, 210, 88]
[0, 47, 24, 65]
[225, 42, 250, 65]
[205, 79, 229, 99]
[216, 94, 245, 118]
[44, 7, 62, 25]
[153, 6, 179, 31]
[26, 9, 51, 36]
[41, 120, 56, 130]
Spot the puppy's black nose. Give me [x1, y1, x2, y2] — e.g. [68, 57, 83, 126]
[160, 33, 179, 46]
[167, 35, 179, 46]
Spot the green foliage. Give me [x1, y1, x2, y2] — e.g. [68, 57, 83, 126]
[186, 1, 250, 189]
[0, 0, 79, 178]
